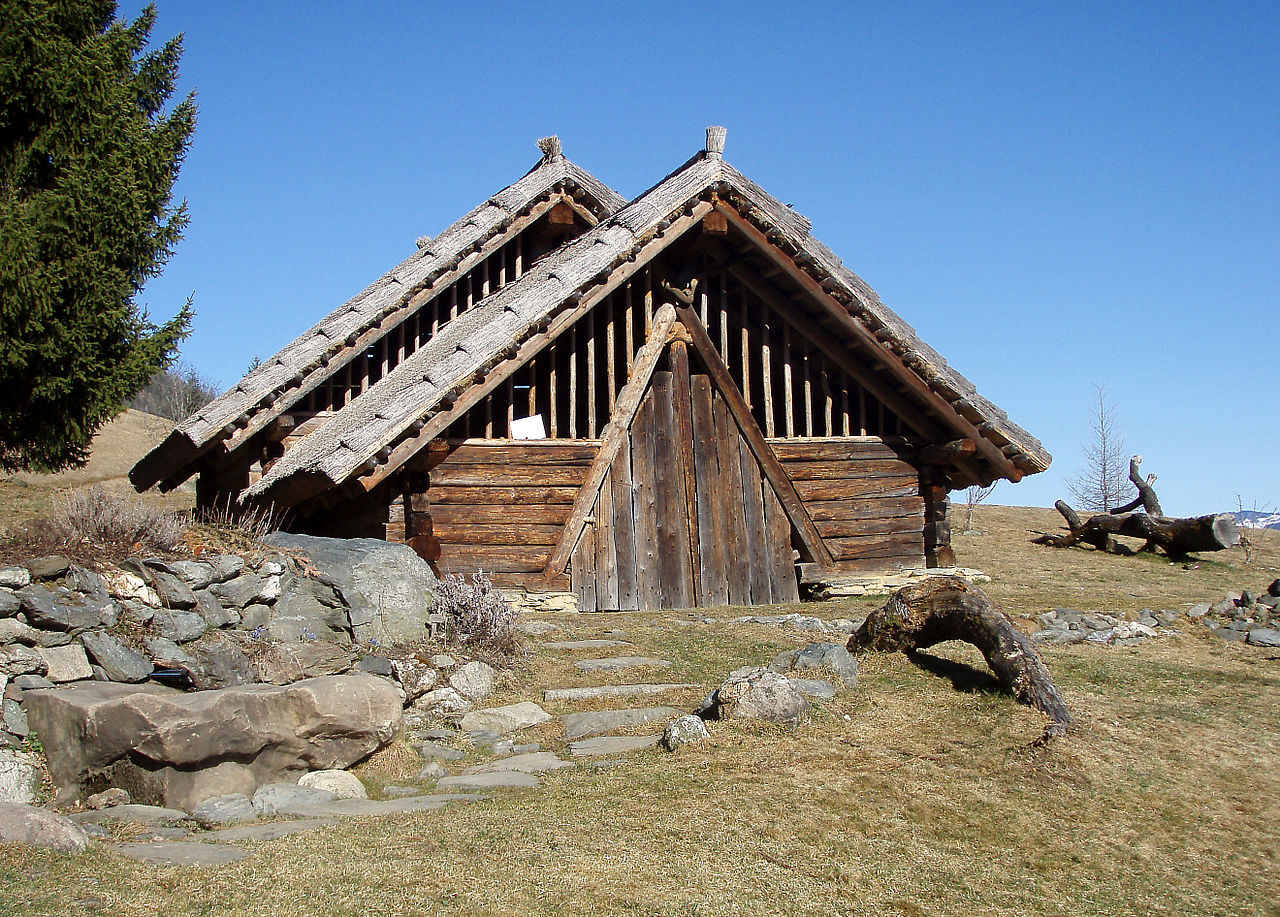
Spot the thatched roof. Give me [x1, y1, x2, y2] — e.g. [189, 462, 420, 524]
[130, 144, 626, 492]
[244, 139, 1049, 506]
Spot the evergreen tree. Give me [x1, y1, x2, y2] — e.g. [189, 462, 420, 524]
[0, 1, 196, 471]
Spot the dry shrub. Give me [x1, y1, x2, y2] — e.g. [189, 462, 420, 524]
[187, 500, 285, 558]
[53, 485, 187, 554]
[436, 571, 522, 658]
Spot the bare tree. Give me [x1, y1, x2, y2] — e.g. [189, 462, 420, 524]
[128, 361, 220, 422]
[962, 482, 997, 533]
[1066, 385, 1130, 512]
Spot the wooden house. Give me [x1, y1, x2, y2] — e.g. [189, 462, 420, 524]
[132, 129, 1050, 611]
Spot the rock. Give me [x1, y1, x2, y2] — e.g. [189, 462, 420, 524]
[3, 698, 28, 736]
[416, 761, 448, 780]
[459, 702, 551, 735]
[542, 639, 634, 650]
[0, 749, 41, 804]
[0, 645, 48, 677]
[707, 667, 810, 725]
[416, 741, 465, 762]
[263, 533, 439, 645]
[383, 785, 421, 797]
[415, 687, 471, 715]
[144, 636, 199, 673]
[1238, 590, 1256, 608]
[561, 707, 684, 741]
[25, 674, 402, 808]
[191, 793, 256, 826]
[466, 730, 501, 747]
[435, 771, 541, 790]
[1247, 628, 1280, 647]
[17, 584, 104, 632]
[1113, 622, 1158, 640]
[0, 590, 19, 617]
[512, 742, 540, 754]
[463, 751, 572, 775]
[26, 555, 70, 580]
[150, 571, 197, 610]
[70, 803, 191, 826]
[356, 655, 395, 677]
[431, 654, 457, 668]
[0, 618, 41, 645]
[211, 574, 269, 609]
[37, 643, 93, 682]
[185, 632, 255, 689]
[392, 658, 437, 701]
[193, 590, 239, 628]
[1034, 629, 1088, 645]
[573, 656, 671, 672]
[1187, 603, 1211, 618]
[86, 787, 130, 809]
[252, 782, 340, 816]
[518, 620, 559, 636]
[0, 801, 89, 852]
[1210, 598, 1237, 617]
[0, 567, 31, 590]
[113, 840, 249, 867]
[788, 678, 837, 699]
[449, 661, 497, 702]
[165, 560, 219, 591]
[298, 769, 367, 799]
[1211, 627, 1247, 643]
[1267, 579, 1280, 598]
[239, 603, 271, 631]
[568, 735, 660, 756]
[254, 640, 352, 685]
[543, 683, 698, 702]
[153, 610, 209, 644]
[79, 630, 152, 683]
[12, 675, 54, 690]
[102, 570, 160, 607]
[662, 715, 709, 751]
[768, 642, 858, 689]
[200, 817, 338, 843]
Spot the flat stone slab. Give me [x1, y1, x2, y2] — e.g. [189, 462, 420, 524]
[459, 701, 551, 735]
[574, 657, 671, 672]
[788, 678, 837, 700]
[542, 640, 635, 650]
[544, 683, 698, 702]
[436, 772, 542, 790]
[416, 740, 466, 761]
[112, 840, 250, 867]
[287, 794, 487, 817]
[463, 752, 573, 775]
[562, 706, 684, 740]
[200, 818, 338, 843]
[71, 804, 190, 826]
[569, 735, 661, 757]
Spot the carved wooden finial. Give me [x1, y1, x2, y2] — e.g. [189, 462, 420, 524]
[537, 135, 563, 162]
[705, 126, 727, 158]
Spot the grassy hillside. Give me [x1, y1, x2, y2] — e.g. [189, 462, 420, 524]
[1, 506, 1277, 917]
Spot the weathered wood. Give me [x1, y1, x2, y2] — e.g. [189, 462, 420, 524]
[611, 436, 639, 611]
[427, 504, 572, 525]
[426, 484, 580, 505]
[572, 515, 597, 611]
[763, 475, 799, 602]
[435, 441, 598, 465]
[1108, 455, 1163, 516]
[675, 304, 834, 568]
[594, 466, 619, 611]
[920, 439, 976, 465]
[1035, 501, 1240, 558]
[714, 393, 751, 606]
[691, 375, 729, 606]
[427, 464, 589, 487]
[779, 459, 918, 481]
[815, 516, 927, 539]
[543, 303, 678, 577]
[800, 496, 925, 522]
[631, 387, 662, 610]
[767, 438, 915, 461]
[436, 545, 552, 573]
[488, 571, 570, 591]
[792, 477, 920, 502]
[850, 576, 1072, 741]
[920, 470, 955, 567]
[434, 524, 564, 546]
[827, 532, 925, 561]
[668, 338, 701, 599]
[652, 372, 695, 609]
[738, 434, 773, 603]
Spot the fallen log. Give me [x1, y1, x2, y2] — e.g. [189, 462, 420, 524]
[849, 576, 1071, 741]
[1033, 501, 1239, 558]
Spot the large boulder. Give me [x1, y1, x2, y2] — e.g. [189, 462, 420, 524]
[263, 533, 438, 646]
[0, 801, 89, 852]
[24, 674, 401, 810]
[705, 667, 810, 725]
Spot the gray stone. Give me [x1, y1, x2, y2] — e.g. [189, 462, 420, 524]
[26, 555, 70, 580]
[253, 640, 352, 685]
[511, 742, 540, 754]
[0, 567, 31, 590]
[561, 706, 684, 741]
[436, 771, 540, 790]
[34, 629, 71, 647]
[263, 533, 439, 645]
[421, 727, 455, 741]
[355, 655, 395, 677]
[417, 761, 448, 780]
[383, 785, 422, 797]
[191, 793, 257, 826]
[1034, 629, 1088, 645]
[165, 560, 219, 590]
[194, 589, 240, 628]
[71, 803, 191, 826]
[298, 769, 367, 799]
[416, 741, 465, 761]
[0, 645, 47, 677]
[463, 752, 572, 775]
[569, 735, 661, 756]
[542, 639, 635, 650]
[17, 584, 104, 632]
[12, 675, 54, 690]
[200, 817, 337, 843]
[252, 782, 339, 816]
[37, 643, 93, 682]
[151, 571, 197, 610]
[459, 702, 551, 735]
[113, 840, 249, 866]
[788, 678, 837, 699]
[466, 730, 501, 747]
[0, 801, 89, 851]
[1210, 598, 1237, 616]
[0, 590, 19, 617]
[768, 642, 858, 689]
[187, 632, 256, 689]
[79, 630, 152, 683]
[574, 656, 671, 672]
[1187, 603, 1211, 618]
[0, 618, 40, 645]
[210, 574, 268, 609]
[1212, 627, 1248, 643]
[154, 610, 209, 644]
[239, 603, 271, 631]
[85, 787, 130, 809]
[662, 715, 709, 751]
[1246, 628, 1280, 647]
[120, 600, 155, 625]
[449, 661, 497, 702]
[414, 686, 471, 715]
[286, 793, 486, 817]
[392, 658, 437, 701]
[518, 620, 559, 636]
[707, 666, 810, 725]
[65, 565, 105, 596]
[3, 698, 28, 736]
[0, 749, 40, 803]
[145, 636, 199, 673]
[431, 654, 457, 668]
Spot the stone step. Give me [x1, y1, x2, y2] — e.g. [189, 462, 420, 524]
[574, 656, 671, 673]
[569, 735, 661, 757]
[436, 772, 542, 791]
[542, 639, 635, 650]
[463, 752, 573, 775]
[544, 683, 699, 702]
[112, 840, 250, 866]
[199, 818, 338, 843]
[288, 793, 486, 818]
[561, 706, 684, 741]
[458, 701, 551, 735]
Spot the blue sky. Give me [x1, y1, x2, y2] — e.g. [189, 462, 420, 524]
[124, 1, 1278, 515]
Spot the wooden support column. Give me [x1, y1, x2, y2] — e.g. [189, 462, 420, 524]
[920, 467, 955, 568]
[404, 470, 440, 561]
[668, 333, 701, 599]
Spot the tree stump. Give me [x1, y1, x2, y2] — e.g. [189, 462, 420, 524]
[849, 576, 1071, 741]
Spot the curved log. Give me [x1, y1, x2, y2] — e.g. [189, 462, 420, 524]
[849, 576, 1071, 741]
[1034, 501, 1239, 558]
[1108, 455, 1162, 516]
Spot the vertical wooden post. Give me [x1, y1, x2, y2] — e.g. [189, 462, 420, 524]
[587, 308, 597, 437]
[548, 342, 559, 437]
[669, 336, 701, 600]
[783, 324, 795, 437]
[920, 467, 956, 568]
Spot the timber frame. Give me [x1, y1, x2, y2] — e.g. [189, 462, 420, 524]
[133, 130, 1051, 611]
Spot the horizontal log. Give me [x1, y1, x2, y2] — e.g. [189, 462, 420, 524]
[435, 545, 553, 573]
[793, 477, 919, 502]
[486, 571, 570, 591]
[426, 484, 581, 505]
[436, 441, 599, 466]
[434, 523, 564, 546]
[768, 438, 915, 462]
[816, 516, 924, 540]
[801, 496, 924, 522]
[827, 532, 925, 560]
[427, 504, 572, 526]
[428, 463, 589, 487]
[781, 460, 917, 481]
[797, 555, 924, 580]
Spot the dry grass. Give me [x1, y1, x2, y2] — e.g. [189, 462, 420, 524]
[2, 506, 1279, 917]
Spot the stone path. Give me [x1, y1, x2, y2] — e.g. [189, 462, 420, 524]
[543, 683, 697, 702]
[574, 656, 672, 672]
[542, 639, 635, 650]
[562, 707, 685, 741]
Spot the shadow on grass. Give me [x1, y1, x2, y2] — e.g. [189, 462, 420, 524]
[906, 649, 1003, 695]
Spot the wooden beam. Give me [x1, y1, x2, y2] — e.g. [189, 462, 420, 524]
[674, 304, 834, 568]
[920, 438, 976, 465]
[668, 336, 702, 599]
[715, 202, 1024, 482]
[543, 304, 678, 579]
